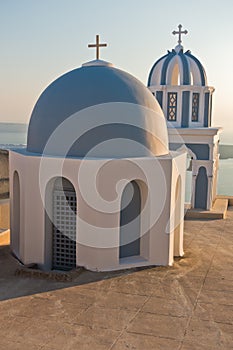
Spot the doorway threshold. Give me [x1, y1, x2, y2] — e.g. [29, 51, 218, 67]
[119, 255, 148, 266]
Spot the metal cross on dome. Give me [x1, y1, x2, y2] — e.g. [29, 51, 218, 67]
[172, 24, 188, 45]
[88, 35, 107, 60]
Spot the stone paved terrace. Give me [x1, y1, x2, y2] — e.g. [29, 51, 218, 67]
[0, 209, 233, 350]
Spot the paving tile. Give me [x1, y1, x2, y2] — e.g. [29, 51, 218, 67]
[2, 294, 90, 323]
[92, 291, 148, 310]
[22, 318, 66, 346]
[175, 266, 208, 278]
[183, 317, 233, 349]
[74, 305, 135, 331]
[107, 278, 157, 296]
[220, 237, 233, 247]
[142, 295, 192, 317]
[117, 269, 168, 285]
[181, 340, 233, 350]
[49, 285, 97, 304]
[127, 311, 187, 340]
[221, 226, 233, 234]
[207, 267, 233, 281]
[211, 259, 233, 269]
[194, 302, 233, 324]
[0, 315, 32, 342]
[75, 277, 122, 293]
[174, 275, 205, 290]
[0, 338, 41, 350]
[0, 298, 15, 317]
[203, 277, 233, 292]
[213, 246, 233, 258]
[112, 331, 181, 350]
[198, 289, 233, 305]
[43, 323, 119, 350]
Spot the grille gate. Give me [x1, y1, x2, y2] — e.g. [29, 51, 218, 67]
[52, 190, 77, 270]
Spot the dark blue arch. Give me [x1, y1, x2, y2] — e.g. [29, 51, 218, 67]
[185, 51, 207, 86]
[147, 53, 168, 87]
[160, 51, 176, 85]
[195, 166, 208, 209]
[178, 51, 190, 85]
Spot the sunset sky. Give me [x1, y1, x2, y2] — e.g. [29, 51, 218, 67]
[0, 0, 233, 143]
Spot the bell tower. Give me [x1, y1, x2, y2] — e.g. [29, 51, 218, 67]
[148, 25, 221, 210]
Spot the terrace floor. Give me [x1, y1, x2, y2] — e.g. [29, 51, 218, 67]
[0, 210, 233, 349]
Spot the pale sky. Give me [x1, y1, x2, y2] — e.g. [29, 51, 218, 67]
[0, 0, 233, 143]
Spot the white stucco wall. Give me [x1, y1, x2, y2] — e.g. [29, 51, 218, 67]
[10, 149, 186, 271]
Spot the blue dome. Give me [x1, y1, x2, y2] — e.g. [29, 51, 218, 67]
[148, 46, 207, 87]
[27, 62, 169, 158]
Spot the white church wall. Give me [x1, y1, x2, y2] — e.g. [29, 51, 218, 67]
[9, 151, 26, 261]
[171, 151, 187, 257]
[10, 150, 186, 271]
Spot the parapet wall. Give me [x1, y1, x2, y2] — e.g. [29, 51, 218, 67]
[0, 199, 10, 229]
[0, 150, 9, 198]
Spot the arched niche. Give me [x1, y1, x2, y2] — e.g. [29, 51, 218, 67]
[119, 180, 141, 259]
[195, 166, 208, 209]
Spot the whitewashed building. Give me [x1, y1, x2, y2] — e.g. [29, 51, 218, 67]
[10, 37, 186, 271]
[148, 25, 221, 210]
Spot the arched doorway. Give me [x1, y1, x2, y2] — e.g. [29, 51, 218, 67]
[195, 166, 208, 209]
[12, 171, 20, 257]
[50, 177, 77, 270]
[120, 181, 141, 259]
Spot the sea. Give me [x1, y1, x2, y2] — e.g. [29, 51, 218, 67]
[0, 122, 233, 198]
[0, 122, 28, 149]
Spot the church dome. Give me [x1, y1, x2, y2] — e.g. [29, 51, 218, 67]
[27, 60, 169, 158]
[148, 45, 207, 87]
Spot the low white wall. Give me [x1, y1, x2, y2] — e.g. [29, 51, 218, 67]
[10, 150, 186, 271]
[0, 199, 10, 229]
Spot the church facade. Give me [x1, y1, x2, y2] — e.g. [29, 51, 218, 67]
[10, 39, 186, 271]
[148, 25, 221, 210]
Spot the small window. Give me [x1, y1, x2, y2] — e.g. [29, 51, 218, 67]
[192, 93, 199, 122]
[167, 92, 177, 121]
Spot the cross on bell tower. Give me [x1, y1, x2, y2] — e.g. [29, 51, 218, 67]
[88, 35, 107, 60]
[172, 24, 188, 45]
